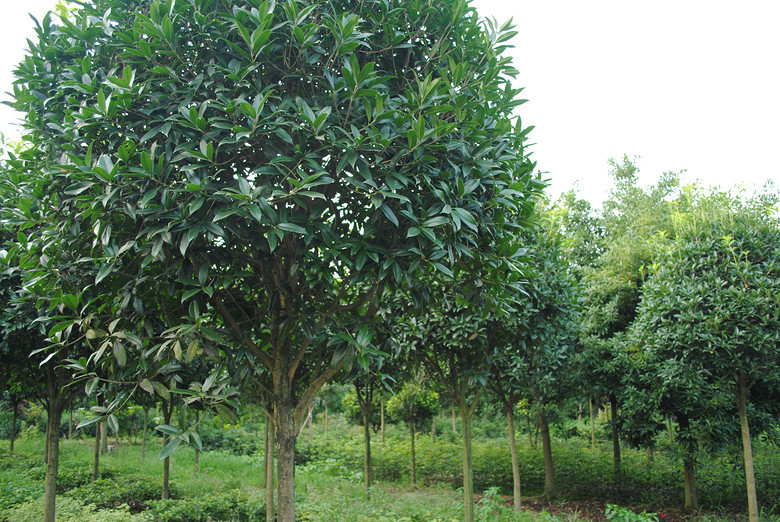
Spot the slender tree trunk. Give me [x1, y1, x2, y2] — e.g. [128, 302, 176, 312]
[431, 416, 436, 443]
[307, 404, 313, 443]
[410, 418, 417, 485]
[362, 407, 372, 499]
[161, 401, 173, 500]
[92, 422, 101, 481]
[683, 458, 698, 510]
[538, 410, 555, 500]
[589, 397, 595, 450]
[380, 401, 385, 444]
[460, 399, 475, 522]
[324, 403, 328, 440]
[738, 376, 759, 522]
[275, 401, 297, 522]
[68, 406, 73, 440]
[668, 416, 673, 445]
[525, 414, 534, 448]
[194, 447, 200, 473]
[141, 405, 149, 459]
[93, 395, 104, 481]
[9, 402, 18, 457]
[100, 417, 108, 455]
[610, 397, 621, 472]
[265, 414, 275, 522]
[43, 403, 64, 522]
[451, 403, 456, 434]
[505, 405, 521, 511]
[44, 409, 50, 465]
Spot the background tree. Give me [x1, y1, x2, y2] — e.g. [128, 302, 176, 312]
[632, 190, 780, 519]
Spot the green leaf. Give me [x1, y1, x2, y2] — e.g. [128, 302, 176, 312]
[159, 437, 182, 460]
[155, 424, 182, 436]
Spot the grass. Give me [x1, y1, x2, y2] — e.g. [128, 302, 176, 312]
[1, 425, 780, 521]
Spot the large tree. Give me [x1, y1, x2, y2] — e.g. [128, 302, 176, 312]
[10, 0, 540, 519]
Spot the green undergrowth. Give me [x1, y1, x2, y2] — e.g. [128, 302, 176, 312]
[297, 425, 780, 515]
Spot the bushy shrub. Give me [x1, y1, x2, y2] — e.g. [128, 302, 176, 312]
[1, 496, 150, 522]
[65, 475, 177, 511]
[199, 422, 262, 456]
[147, 489, 265, 521]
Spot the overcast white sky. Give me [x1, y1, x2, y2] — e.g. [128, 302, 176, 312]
[2, 1, 778, 205]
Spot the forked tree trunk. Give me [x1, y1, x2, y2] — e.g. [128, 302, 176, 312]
[538, 410, 555, 500]
[737, 376, 759, 522]
[505, 404, 522, 511]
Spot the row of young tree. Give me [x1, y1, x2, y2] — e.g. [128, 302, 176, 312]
[0, 2, 777, 522]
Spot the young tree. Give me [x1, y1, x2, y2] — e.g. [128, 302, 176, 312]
[632, 192, 780, 519]
[385, 381, 439, 486]
[11, 1, 540, 518]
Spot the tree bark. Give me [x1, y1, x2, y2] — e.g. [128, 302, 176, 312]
[93, 395, 104, 481]
[362, 407, 372, 499]
[68, 406, 73, 440]
[460, 399, 475, 522]
[589, 397, 595, 450]
[9, 401, 18, 457]
[265, 413, 275, 522]
[324, 403, 328, 440]
[275, 401, 297, 522]
[410, 418, 417, 485]
[100, 418, 108, 455]
[43, 403, 64, 522]
[525, 414, 535, 448]
[505, 405, 522, 511]
[380, 401, 385, 444]
[683, 458, 698, 510]
[161, 400, 173, 500]
[738, 376, 759, 522]
[194, 447, 200, 473]
[538, 410, 555, 500]
[610, 397, 621, 472]
[451, 403, 456, 434]
[141, 405, 149, 459]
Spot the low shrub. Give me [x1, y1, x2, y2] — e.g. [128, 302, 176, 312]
[1, 496, 150, 522]
[146, 489, 265, 521]
[65, 475, 177, 511]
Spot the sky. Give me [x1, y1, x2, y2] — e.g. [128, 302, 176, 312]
[1, 1, 778, 205]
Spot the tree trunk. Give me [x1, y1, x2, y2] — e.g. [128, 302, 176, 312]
[683, 458, 698, 510]
[610, 397, 621, 472]
[525, 414, 534, 448]
[194, 447, 200, 473]
[380, 401, 385, 444]
[265, 414, 275, 522]
[275, 401, 297, 522]
[68, 406, 73, 440]
[362, 407, 372, 500]
[460, 399, 475, 522]
[324, 403, 328, 439]
[9, 402, 18, 457]
[738, 376, 759, 522]
[100, 417, 108, 455]
[307, 405, 313, 443]
[589, 397, 595, 450]
[431, 416, 436, 443]
[505, 405, 522, 511]
[668, 416, 673, 445]
[141, 405, 149, 459]
[646, 446, 655, 462]
[451, 403, 456, 434]
[43, 403, 64, 522]
[538, 410, 555, 500]
[44, 410, 50, 465]
[92, 422, 101, 481]
[410, 418, 417, 485]
[161, 401, 173, 500]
